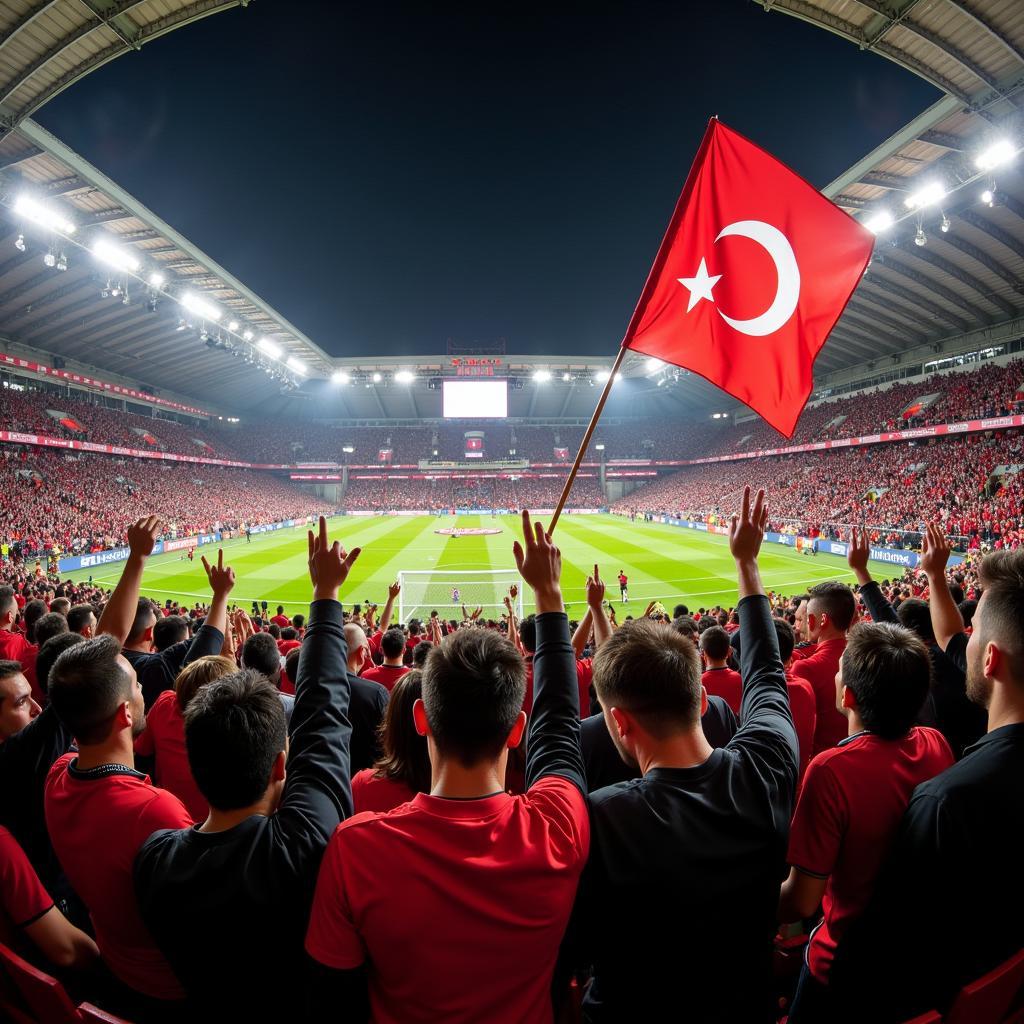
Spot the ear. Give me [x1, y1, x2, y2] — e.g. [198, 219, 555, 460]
[114, 700, 133, 734]
[841, 684, 857, 711]
[609, 706, 630, 740]
[985, 641, 1000, 680]
[699, 684, 709, 717]
[270, 749, 287, 783]
[506, 710, 528, 750]
[144, 625, 154, 644]
[413, 698, 431, 738]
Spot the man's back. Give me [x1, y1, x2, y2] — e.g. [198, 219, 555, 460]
[702, 665, 743, 715]
[792, 636, 847, 754]
[361, 662, 409, 692]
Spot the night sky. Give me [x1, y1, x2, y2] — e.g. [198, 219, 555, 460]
[38, 0, 939, 359]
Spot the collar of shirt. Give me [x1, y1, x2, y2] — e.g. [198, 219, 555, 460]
[961, 722, 1024, 759]
[67, 759, 147, 782]
[410, 792, 511, 819]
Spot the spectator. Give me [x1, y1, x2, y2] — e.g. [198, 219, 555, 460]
[152, 616, 188, 652]
[0, 661, 39, 741]
[700, 625, 743, 714]
[66, 603, 97, 638]
[0, 586, 38, 702]
[340, 622, 389, 774]
[361, 627, 411, 691]
[241, 631, 295, 725]
[34, 611, 69, 648]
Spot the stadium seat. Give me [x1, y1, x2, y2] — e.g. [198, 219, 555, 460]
[943, 948, 1024, 1024]
[0, 941, 81, 1023]
[77, 1002, 133, 1024]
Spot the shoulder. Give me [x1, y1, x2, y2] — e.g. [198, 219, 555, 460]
[45, 751, 74, 789]
[587, 777, 646, 816]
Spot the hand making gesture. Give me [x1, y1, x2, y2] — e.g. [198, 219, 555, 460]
[307, 516, 361, 603]
[512, 510, 563, 615]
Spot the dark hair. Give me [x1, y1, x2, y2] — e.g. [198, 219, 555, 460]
[421, 629, 525, 767]
[408, 619, 423, 637]
[276, 605, 285, 615]
[66, 604, 96, 635]
[0, 586, 17, 621]
[412, 640, 433, 669]
[291, 614, 304, 630]
[0, 659, 22, 683]
[174, 655, 237, 712]
[280, 627, 298, 641]
[242, 632, 282, 683]
[36, 633, 85, 694]
[772, 618, 796, 663]
[699, 625, 731, 661]
[958, 598, 977, 630]
[184, 670, 287, 810]
[671, 616, 698, 644]
[373, 670, 431, 794]
[127, 598, 157, 643]
[23, 600, 47, 642]
[518, 614, 537, 653]
[896, 598, 935, 643]
[284, 647, 301, 688]
[841, 622, 931, 740]
[807, 581, 857, 631]
[381, 628, 406, 660]
[50, 597, 71, 617]
[34, 612, 69, 647]
[593, 619, 702, 736]
[48, 635, 132, 745]
[267, 623, 281, 640]
[673, 604, 689, 619]
[150, 615, 186, 652]
[977, 550, 1024, 681]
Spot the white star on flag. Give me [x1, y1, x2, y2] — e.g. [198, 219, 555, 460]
[677, 258, 722, 312]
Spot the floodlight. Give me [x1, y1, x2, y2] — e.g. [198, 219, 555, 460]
[915, 227, 927, 247]
[227, 320, 239, 332]
[243, 329, 254, 341]
[975, 139, 1016, 171]
[181, 292, 221, 321]
[342, 445, 355, 453]
[595, 369, 610, 382]
[981, 189, 994, 206]
[864, 211, 894, 234]
[562, 372, 571, 381]
[148, 272, 165, 287]
[595, 443, 605, 450]
[287, 356, 307, 375]
[13, 195, 75, 235]
[14, 234, 25, 252]
[372, 372, 382, 383]
[395, 370, 414, 383]
[940, 216, 950, 233]
[712, 413, 722, 419]
[92, 237, 140, 272]
[42, 252, 55, 268]
[533, 369, 552, 382]
[331, 370, 350, 384]
[258, 337, 282, 358]
[905, 182, 945, 210]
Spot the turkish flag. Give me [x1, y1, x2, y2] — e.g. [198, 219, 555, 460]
[622, 118, 873, 436]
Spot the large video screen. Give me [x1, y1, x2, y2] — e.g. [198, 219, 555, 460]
[442, 379, 508, 418]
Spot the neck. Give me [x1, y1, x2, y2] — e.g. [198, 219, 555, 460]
[199, 794, 276, 833]
[74, 732, 136, 772]
[816, 628, 844, 644]
[384, 657, 403, 667]
[846, 710, 865, 736]
[986, 682, 1024, 733]
[430, 754, 507, 799]
[638, 727, 714, 774]
[706, 659, 729, 670]
[123, 639, 151, 653]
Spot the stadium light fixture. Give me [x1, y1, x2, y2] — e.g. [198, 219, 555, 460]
[562, 372, 571, 382]
[331, 370, 350, 384]
[533, 369, 552, 383]
[92, 237, 140, 273]
[975, 139, 1016, 171]
[395, 370, 415, 383]
[712, 412, 722, 419]
[14, 234, 25, 252]
[42, 252, 55, 268]
[595, 443, 605, 450]
[286, 356, 307, 376]
[864, 211, 894, 234]
[595, 369, 610, 382]
[342, 445, 354, 453]
[940, 215, 951, 233]
[981, 188, 994, 206]
[372, 372, 382, 383]
[148, 271, 165, 288]
[914, 226, 927, 247]
[13, 195, 76, 235]
[181, 291, 221, 322]
[905, 182, 945, 210]
[258, 337, 282, 359]
[227, 320, 239, 332]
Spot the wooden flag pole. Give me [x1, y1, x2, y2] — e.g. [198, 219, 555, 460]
[548, 344, 629, 533]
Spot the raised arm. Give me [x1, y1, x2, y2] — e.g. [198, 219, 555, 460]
[847, 527, 898, 625]
[376, 581, 400, 634]
[586, 566, 612, 649]
[514, 511, 585, 793]
[96, 516, 163, 645]
[570, 607, 592, 659]
[919, 523, 964, 652]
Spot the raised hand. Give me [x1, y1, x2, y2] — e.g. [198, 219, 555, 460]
[127, 515, 163, 559]
[201, 549, 235, 598]
[729, 486, 768, 564]
[509, 583, 518, 601]
[388, 580, 401, 599]
[307, 516, 361, 602]
[586, 565, 605, 609]
[512, 510, 562, 614]
[847, 527, 872, 584]
[919, 523, 952, 578]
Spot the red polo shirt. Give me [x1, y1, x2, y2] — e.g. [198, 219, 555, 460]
[44, 753, 192, 999]
[351, 769, 416, 814]
[785, 674, 817, 785]
[361, 663, 409, 692]
[0, 826, 52, 951]
[791, 636, 847, 754]
[701, 666, 743, 715]
[787, 727, 954, 982]
[523, 658, 593, 719]
[270, 614, 290, 629]
[277, 639, 301, 657]
[306, 778, 588, 1023]
[134, 691, 208, 822]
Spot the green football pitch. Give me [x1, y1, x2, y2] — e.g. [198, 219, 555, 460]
[63, 514, 857, 619]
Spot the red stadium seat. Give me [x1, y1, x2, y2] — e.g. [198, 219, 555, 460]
[0, 941, 81, 1023]
[944, 948, 1024, 1024]
[78, 1002, 134, 1024]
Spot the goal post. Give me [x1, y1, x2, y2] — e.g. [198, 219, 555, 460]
[397, 569, 524, 624]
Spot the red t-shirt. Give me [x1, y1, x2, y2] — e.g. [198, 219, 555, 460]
[0, 826, 52, 951]
[791, 636, 847, 755]
[134, 691, 208, 822]
[351, 769, 416, 815]
[270, 614, 290, 629]
[0, 630, 39, 704]
[306, 779, 589, 1023]
[361, 664, 410, 693]
[277, 639, 301, 657]
[785, 675, 817, 785]
[44, 753, 193, 999]
[617, 574, 628, 588]
[787, 727, 954, 982]
[523, 658, 593, 719]
[701, 667, 743, 715]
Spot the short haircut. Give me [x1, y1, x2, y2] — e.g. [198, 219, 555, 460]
[242, 631, 281, 682]
[0, 660, 22, 685]
[373, 670, 430, 794]
[958, 598, 977, 630]
[66, 604, 96, 635]
[772, 618, 796, 663]
[284, 647, 301, 686]
[673, 604, 689, 619]
[381, 628, 406, 660]
[267, 623, 281, 639]
[48, 635, 132, 745]
[291, 614, 304, 630]
[408, 619, 422, 637]
[128, 598, 157, 643]
[0, 586, 17, 620]
[50, 597, 71, 617]
[671, 616, 698, 644]
[36, 633, 85, 694]
[421, 629, 525, 767]
[153, 615, 188, 651]
[280, 627, 298, 641]
[518, 614, 537, 653]
[276, 606, 284, 615]
[174, 655, 238, 712]
[699, 626, 731, 661]
[593, 618, 702, 737]
[896, 598, 935, 643]
[34, 612, 69, 648]
[977, 550, 1024, 681]
[412, 640, 433, 669]
[841, 622, 931, 740]
[184, 670, 287, 810]
[808, 581, 856, 631]
[23, 600, 47, 640]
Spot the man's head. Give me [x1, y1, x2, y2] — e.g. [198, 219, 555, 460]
[416, 629, 526, 768]
[967, 551, 1024, 709]
[806, 582, 856, 642]
[291, 614, 304, 631]
[793, 596, 810, 642]
[699, 626, 731, 667]
[280, 627, 298, 642]
[241, 632, 282, 687]
[772, 618, 796, 667]
[518, 614, 537, 654]
[412, 640, 433, 669]
[34, 612, 69, 648]
[381, 628, 406, 663]
[267, 623, 281, 640]
[36, 633, 85, 697]
[48, 634, 144, 745]
[66, 603, 98, 639]
[0, 587, 18, 630]
[408, 619, 423, 638]
[673, 603, 689, 619]
[284, 647, 301, 688]
[184, 670, 288, 812]
[153, 615, 188, 652]
[671, 616, 698, 645]
[895, 598, 935, 643]
[0, 662, 39, 740]
[23, 600, 47, 640]
[276, 605, 285, 616]
[343, 623, 370, 673]
[593, 618, 705, 768]
[50, 597, 71, 618]
[126, 598, 158, 650]
[173, 654, 238, 712]
[837, 622, 931, 739]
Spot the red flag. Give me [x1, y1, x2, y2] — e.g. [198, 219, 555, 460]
[623, 119, 873, 437]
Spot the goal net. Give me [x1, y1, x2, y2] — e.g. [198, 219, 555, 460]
[398, 569, 524, 624]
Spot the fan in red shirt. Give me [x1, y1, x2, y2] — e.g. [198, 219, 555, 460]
[617, 570, 629, 602]
[0, 585, 39, 703]
[362, 628, 411, 692]
[791, 582, 856, 754]
[700, 625, 743, 715]
[779, 621, 955, 1021]
[306, 511, 589, 1023]
[270, 606, 290, 629]
[771, 618, 817, 786]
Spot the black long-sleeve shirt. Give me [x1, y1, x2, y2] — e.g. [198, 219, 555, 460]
[568, 594, 798, 1023]
[125, 621, 226, 710]
[134, 599, 352, 1022]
